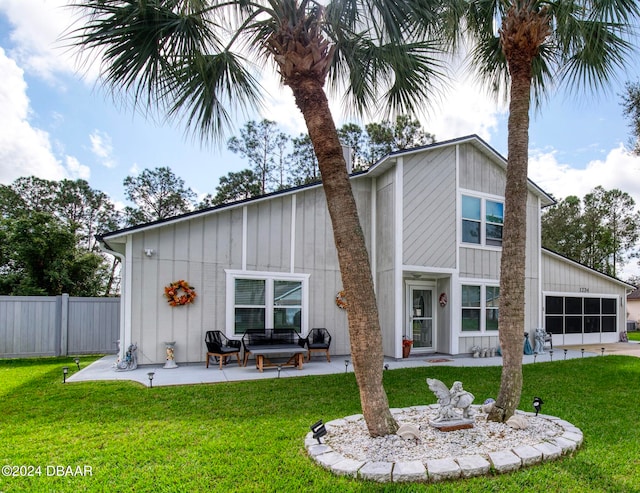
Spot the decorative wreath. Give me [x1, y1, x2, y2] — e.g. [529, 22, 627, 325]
[335, 290, 347, 310]
[164, 280, 197, 307]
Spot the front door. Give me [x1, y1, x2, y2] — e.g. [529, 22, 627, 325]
[407, 283, 435, 352]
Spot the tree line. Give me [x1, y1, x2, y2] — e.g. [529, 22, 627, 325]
[542, 186, 640, 279]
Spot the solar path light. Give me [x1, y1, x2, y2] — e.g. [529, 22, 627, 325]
[310, 420, 327, 444]
[533, 397, 544, 416]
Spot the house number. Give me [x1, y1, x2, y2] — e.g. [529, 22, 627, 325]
[579, 288, 589, 293]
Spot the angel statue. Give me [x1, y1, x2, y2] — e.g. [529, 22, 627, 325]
[427, 378, 475, 422]
[115, 343, 138, 371]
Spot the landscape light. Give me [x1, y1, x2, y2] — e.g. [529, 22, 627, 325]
[277, 365, 282, 378]
[147, 372, 155, 388]
[533, 397, 544, 416]
[74, 358, 80, 370]
[601, 347, 605, 356]
[533, 352, 537, 363]
[310, 420, 327, 444]
[581, 348, 585, 358]
[384, 364, 389, 371]
[564, 349, 568, 360]
[62, 366, 69, 384]
[344, 360, 349, 373]
[549, 350, 554, 362]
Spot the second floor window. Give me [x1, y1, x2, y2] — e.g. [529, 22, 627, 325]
[462, 194, 504, 247]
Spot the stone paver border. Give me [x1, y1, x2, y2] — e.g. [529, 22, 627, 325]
[305, 405, 583, 483]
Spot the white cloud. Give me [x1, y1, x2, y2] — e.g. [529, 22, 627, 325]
[65, 155, 90, 180]
[0, 46, 88, 184]
[0, 46, 67, 183]
[89, 130, 116, 168]
[0, 0, 89, 82]
[529, 144, 640, 207]
[128, 163, 140, 176]
[258, 72, 307, 135]
[425, 76, 506, 142]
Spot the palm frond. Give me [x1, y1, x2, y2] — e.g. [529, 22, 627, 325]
[69, 0, 221, 108]
[167, 50, 264, 143]
[323, 0, 449, 118]
[558, 19, 636, 92]
[456, 0, 639, 104]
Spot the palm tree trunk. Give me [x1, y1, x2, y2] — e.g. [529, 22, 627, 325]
[488, 54, 533, 424]
[289, 77, 397, 437]
[487, 1, 550, 423]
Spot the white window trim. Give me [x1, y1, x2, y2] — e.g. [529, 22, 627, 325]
[459, 281, 500, 335]
[459, 189, 504, 250]
[225, 270, 310, 338]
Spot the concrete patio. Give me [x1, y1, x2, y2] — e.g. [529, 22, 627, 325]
[64, 343, 636, 388]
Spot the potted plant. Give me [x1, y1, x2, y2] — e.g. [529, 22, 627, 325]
[402, 336, 413, 358]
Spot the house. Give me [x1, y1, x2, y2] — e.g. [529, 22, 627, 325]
[98, 135, 634, 365]
[626, 288, 640, 330]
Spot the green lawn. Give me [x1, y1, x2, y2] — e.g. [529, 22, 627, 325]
[628, 331, 640, 342]
[1, 356, 640, 492]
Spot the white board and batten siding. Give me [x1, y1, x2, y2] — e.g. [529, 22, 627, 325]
[104, 135, 637, 362]
[375, 168, 397, 354]
[402, 147, 457, 269]
[130, 207, 244, 364]
[129, 182, 372, 364]
[457, 142, 509, 280]
[457, 142, 543, 349]
[294, 186, 351, 357]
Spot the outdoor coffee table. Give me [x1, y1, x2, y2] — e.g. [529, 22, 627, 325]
[247, 346, 305, 372]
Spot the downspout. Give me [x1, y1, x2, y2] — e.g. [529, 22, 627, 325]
[98, 238, 128, 362]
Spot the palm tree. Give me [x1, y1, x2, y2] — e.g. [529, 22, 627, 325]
[68, 0, 445, 436]
[447, 0, 639, 421]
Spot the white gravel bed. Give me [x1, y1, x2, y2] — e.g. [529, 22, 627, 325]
[325, 406, 564, 463]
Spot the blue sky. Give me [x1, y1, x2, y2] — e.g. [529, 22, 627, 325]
[1, 1, 640, 274]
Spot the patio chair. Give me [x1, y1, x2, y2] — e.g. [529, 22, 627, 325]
[205, 330, 242, 369]
[305, 328, 332, 362]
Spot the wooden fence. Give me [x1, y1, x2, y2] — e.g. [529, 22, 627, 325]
[0, 295, 120, 358]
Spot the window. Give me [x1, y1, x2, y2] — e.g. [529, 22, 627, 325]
[228, 271, 308, 336]
[462, 196, 481, 244]
[274, 280, 302, 330]
[234, 279, 266, 332]
[461, 194, 504, 247]
[461, 285, 480, 331]
[485, 200, 504, 246]
[461, 284, 499, 332]
[544, 295, 618, 334]
[486, 286, 500, 330]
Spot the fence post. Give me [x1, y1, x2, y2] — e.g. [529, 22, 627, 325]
[60, 294, 69, 356]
